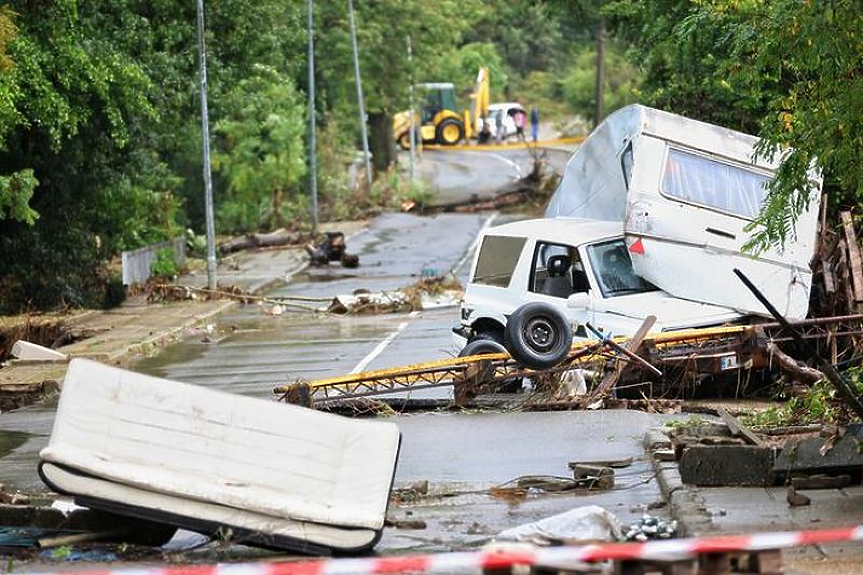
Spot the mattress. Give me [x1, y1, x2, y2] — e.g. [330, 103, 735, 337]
[39, 359, 401, 553]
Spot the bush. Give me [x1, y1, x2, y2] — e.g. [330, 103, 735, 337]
[150, 248, 179, 279]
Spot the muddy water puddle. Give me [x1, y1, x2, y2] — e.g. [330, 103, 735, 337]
[0, 429, 29, 459]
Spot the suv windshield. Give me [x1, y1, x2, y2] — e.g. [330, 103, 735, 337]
[587, 240, 656, 297]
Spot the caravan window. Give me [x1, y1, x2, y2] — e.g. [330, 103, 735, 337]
[661, 148, 770, 219]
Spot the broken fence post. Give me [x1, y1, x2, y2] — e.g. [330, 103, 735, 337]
[593, 315, 657, 399]
[586, 321, 663, 378]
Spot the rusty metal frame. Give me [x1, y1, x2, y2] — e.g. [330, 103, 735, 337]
[274, 314, 863, 406]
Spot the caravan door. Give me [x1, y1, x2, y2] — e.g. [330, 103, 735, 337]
[624, 140, 819, 319]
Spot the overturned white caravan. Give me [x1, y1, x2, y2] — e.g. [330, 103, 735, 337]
[455, 105, 820, 369]
[547, 104, 821, 319]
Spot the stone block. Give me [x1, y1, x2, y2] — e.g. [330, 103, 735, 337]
[774, 436, 863, 474]
[679, 445, 776, 486]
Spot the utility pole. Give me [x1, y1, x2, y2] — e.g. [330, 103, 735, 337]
[407, 35, 415, 182]
[348, 0, 373, 191]
[593, 15, 606, 129]
[307, 0, 318, 233]
[195, 0, 217, 291]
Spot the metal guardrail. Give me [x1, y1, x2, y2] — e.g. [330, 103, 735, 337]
[121, 237, 186, 286]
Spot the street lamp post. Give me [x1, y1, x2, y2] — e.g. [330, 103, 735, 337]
[307, 0, 318, 233]
[407, 35, 415, 182]
[348, 0, 373, 191]
[195, 0, 217, 291]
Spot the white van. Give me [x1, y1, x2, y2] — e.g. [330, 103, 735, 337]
[478, 102, 526, 139]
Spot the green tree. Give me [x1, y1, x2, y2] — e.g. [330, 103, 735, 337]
[313, 0, 483, 171]
[739, 0, 863, 249]
[213, 66, 307, 232]
[561, 43, 641, 121]
[467, 0, 567, 78]
[0, 1, 159, 310]
[436, 43, 509, 101]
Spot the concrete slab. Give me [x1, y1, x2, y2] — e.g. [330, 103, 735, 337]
[679, 445, 776, 486]
[775, 436, 863, 474]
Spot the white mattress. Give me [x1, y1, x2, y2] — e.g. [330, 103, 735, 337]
[39, 359, 401, 553]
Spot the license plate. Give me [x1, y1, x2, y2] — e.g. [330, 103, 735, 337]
[719, 354, 739, 371]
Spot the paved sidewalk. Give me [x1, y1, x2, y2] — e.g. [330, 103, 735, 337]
[0, 221, 369, 395]
[0, 236, 342, 395]
[647, 427, 863, 565]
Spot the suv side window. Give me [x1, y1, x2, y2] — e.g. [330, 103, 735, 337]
[529, 242, 589, 299]
[473, 235, 526, 288]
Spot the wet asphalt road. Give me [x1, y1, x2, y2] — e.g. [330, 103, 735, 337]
[413, 146, 573, 206]
[0, 212, 491, 491]
[0, 143, 673, 553]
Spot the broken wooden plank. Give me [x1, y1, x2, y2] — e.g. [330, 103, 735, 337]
[837, 240, 857, 312]
[593, 315, 657, 397]
[822, 258, 836, 294]
[38, 530, 125, 549]
[791, 473, 851, 490]
[841, 211, 863, 303]
[568, 456, 634, 469]
[717, 407, 764, 447]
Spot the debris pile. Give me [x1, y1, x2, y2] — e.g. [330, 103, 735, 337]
[305, 231, 359, 268]
[623, 515, 677, 541]
[649, 409, 863, 497]
[327, 275, 463, 315]
[327, 290, 413, 315]
[145, 282, 254, 304]
[810, 209, 863, 319]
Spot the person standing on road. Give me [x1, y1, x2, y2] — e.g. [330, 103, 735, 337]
[530, 105, 539, 142]
[514, 109, 526, 142]
[495, 109, 506, 144]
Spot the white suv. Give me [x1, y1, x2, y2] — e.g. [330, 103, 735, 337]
[454, 217, 743, 365]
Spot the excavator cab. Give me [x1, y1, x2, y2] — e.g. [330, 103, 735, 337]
[393, 83, 464, 148]
[419, 83, 457, 123]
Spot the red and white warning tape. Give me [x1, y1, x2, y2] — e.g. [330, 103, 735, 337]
[37, 524, 863, 575]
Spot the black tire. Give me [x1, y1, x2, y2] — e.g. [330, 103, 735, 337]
[460, 337, 523, 392]
[459, 338, 507, 387]
[504, 302, 573, 369]
[436, 118, 464, 145]
[397, 130, 412, 150]
[459, 338, 507, 358]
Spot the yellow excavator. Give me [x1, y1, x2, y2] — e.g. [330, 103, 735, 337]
[393, 68, 490, 149]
